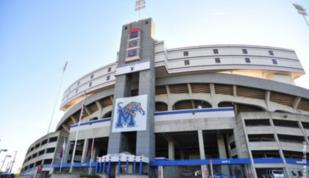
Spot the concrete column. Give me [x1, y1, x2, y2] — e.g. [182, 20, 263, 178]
[198, 129, 205, 159]
[209, 83, 218, 107]
[217, 135, 227, 159]
[136, 69, 155, 158]
[88, 146, 97, 174]
[217, 134, 229, 175]
[265, 91, 271, 109]
[81, 139, 89, 162]
[168, 140, 175, 160]
[268, 113, 290, 177]
[107, 75, 131, 154]
[198, 129, 207, 178]
[63, 141, 71, 163]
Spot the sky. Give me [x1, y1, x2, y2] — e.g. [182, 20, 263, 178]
[0, 0, 309, 173]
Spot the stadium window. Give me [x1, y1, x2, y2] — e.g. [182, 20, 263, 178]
[213, 49, 219, 54]
[44, 159, 52, 165]
[184, 60, 190, 66]
[46, 148, 55, 153]
[268, 50, 274, 56]
[127, 48, 138, 58]
[272, 59, 278, 64]
[108, 67, 111, 72]
[129, 31, 139, 39]
[89, 82, 92, 87]
[245, 57, 251, 63]
[242, 49, 248, 54]
[183, 51, 189, 56]
[215, 58, 221, 63]
[90, 73, 94, 79]
[49, 137, 57, 143]
[106, 75, 110, 81]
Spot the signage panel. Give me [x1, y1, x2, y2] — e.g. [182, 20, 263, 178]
[112, 95, 148, 132]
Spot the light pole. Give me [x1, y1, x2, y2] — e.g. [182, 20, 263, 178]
[0, 155, 11, 172]
[293, 3, 309, 26]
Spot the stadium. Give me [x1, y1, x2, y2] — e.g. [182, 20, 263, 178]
[20, 18, 309, 178]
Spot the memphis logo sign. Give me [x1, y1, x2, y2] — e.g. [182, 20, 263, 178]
[112, 95, 148, 132]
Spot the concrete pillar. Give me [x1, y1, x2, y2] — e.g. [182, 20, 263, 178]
[136, 69, 155, 158]
[198, 129, 205, 159]
[217, 135, 227, 158]
[197, 129, 207, 178]
[168, 140, 175, 160]
[88, 146, 97, 174]
[217, 134, 229, 175]
[81, 139, 89, 162]
[63, 141, 71, 163]
[107, 75, 131, 154]
[268, 113, 290, 177]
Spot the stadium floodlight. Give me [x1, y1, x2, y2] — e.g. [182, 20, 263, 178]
[293, 3, 309, 26]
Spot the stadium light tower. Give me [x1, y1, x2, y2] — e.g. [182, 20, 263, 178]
[293, 3, 309, 26]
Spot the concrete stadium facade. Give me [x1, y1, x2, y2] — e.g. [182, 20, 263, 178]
[21, 18, 309, 178]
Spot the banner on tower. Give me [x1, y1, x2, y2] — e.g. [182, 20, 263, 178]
[112, 95, 148, 132]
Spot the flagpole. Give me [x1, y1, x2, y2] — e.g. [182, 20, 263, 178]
[47, 61, 68, 133]
[8, 151, 17, 174]
[69, 92, 87, 173]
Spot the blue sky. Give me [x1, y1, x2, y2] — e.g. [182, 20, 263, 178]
[0, 0, 309, 173]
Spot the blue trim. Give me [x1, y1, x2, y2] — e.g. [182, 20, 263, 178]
[150, 159, 208, 166]
[126, 158, 129, 174]
[253, 158, 283, 164]
[102, 160, 106, 173]
[118, 158, 121, 174]
[22, 157, 309, 175]
[70, 107, 234, 128]
[95, 162, 99, 174]
[108, 159, 111, 177]
[133, 159, 136, 174]
[286, 158, 309, 165]
[71, 118, 111, 128]
[139, 159, 143, 175]
[154, 107, 234, 116]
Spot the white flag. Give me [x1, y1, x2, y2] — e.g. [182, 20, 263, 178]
[135, 0, 145, 11]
